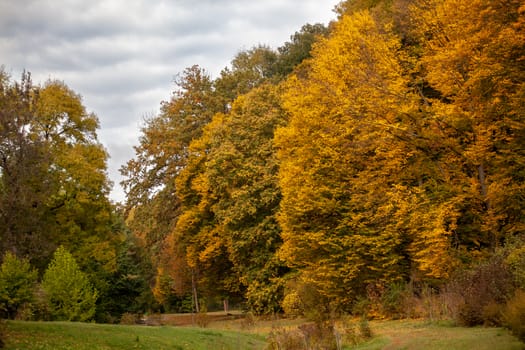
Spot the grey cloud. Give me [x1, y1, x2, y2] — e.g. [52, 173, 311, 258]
[0, 0, 340, 202]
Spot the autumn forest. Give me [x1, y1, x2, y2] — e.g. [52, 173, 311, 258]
[1, 0, 524, 336]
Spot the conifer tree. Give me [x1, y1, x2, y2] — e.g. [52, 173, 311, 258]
[42, 246, 98, 322]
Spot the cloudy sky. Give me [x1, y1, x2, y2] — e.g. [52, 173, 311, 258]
[0, 0, 340, 202]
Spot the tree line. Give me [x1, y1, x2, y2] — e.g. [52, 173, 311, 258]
[1, 0, 524, 328]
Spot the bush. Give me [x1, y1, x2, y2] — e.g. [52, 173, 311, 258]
[502, 289, 525, 341]
[358, 317, 372, 339]
[444, 257, 513, 326]
[282, 291, 304, 318]
[0, 252, 38, 319]
[0, 319, 5, 348]
[246, 278, 285, 315]
[120, 312, 139, 325]
[379, 282, 413, 319]
[241, 311, 256, 329]
[266, 326, 305, 350]
[42, 246, 98, 322]
[267, 322, 338, 350]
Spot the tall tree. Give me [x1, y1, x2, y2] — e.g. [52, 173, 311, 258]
[0, 72, 117, 274]
[197, 84, 288, 313]
[275, 23, 330, 78]
[276, 10, 418, 307]
[0, 71, 53, 263]
[121, 66, 222, 308]
[409, 0, 525, 256]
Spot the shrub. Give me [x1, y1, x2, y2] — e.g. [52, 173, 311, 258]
[0, 252, 38, 319]
[196, 312, 209, 328]
[380, 282, 413, 319]
[358, 317, 372, 339]
[0, 319, 5, 348]
[352, 296, 371, 318]
[120, 312, 139, 325]
[42, 246, 98, 322]
[444, 257, 513, 326]
[266, 326, 305, 350]
[502, 289, 525, 341]
[246, 278, 285, 315]
[241, 311, 256, 329]
[337, 315, 372, 346]
[282, 291, 304, 318]
[299, 322, 337, 350]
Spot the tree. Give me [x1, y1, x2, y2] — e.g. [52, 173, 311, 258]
[276, 10, 417, 307]
[42, 246, 98, 322]
[0, 71, 118, 275]
[0, 252, 38, 319]
[121, 66, 222, 308]
[275, 23, 330, 77]
[411, 0, 525, 250]
[214, 46, 279, 107]
[0, 71, 54, 265]
[203, 84, 288, 313]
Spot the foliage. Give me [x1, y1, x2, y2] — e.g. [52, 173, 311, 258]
[121, 65, 224, 309]
[276, 9, 414, 308]
[274, 23, 330, 77]
[0, 252, 37, 319]
[118, 0, 525, 318]
[0, 72, 117, 271]
[41, 246, 98, 322]
[0, 320, 4, 349]
[444, 257, 514, 326]
[0, 71, 54, 267]
[102, 230, 153, 320]
[121, 19, 330, 311]
[379, 282, 412, 319]
[502, 289, 525, 342]
[0, 71, 120, 321]
[119, 312, 139, 325]
[281, 292, 304, 318]
[274, 0, 524, 312]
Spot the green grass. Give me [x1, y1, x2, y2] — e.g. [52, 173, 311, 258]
[2, 318, 524, 350]
[3, 321, 267, 350]
[351, 320, 525, 350]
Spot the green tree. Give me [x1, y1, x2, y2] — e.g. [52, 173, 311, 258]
[214, 46, 279, 107]
[0, 71, 118, 276]
[203, 84, 288, 313]
[0, 252, 38, 319]
[121, 66, 222, 307]
[275, 23, 330, 77]
[42, 246, 98, 322]
[0, 71, 54, 265]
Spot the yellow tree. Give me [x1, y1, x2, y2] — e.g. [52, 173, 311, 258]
[276, 10, 419, 307]
[411, 0, 525, 253]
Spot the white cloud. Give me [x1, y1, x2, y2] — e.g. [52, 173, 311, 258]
[0, 0, 340, 203]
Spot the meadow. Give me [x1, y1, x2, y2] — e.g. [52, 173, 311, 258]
[2, 320, 266, 350]
[2, 316, 523, 350]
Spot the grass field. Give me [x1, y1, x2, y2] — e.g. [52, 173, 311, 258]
[3, 321, 266, 350]
[2, 317, 524, 350]
[354, 320, 525, 350]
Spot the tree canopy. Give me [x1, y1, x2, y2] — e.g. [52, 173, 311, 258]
[2, 0, 523, 321]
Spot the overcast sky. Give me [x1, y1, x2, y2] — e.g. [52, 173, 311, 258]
[0, 0, 340, 203]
